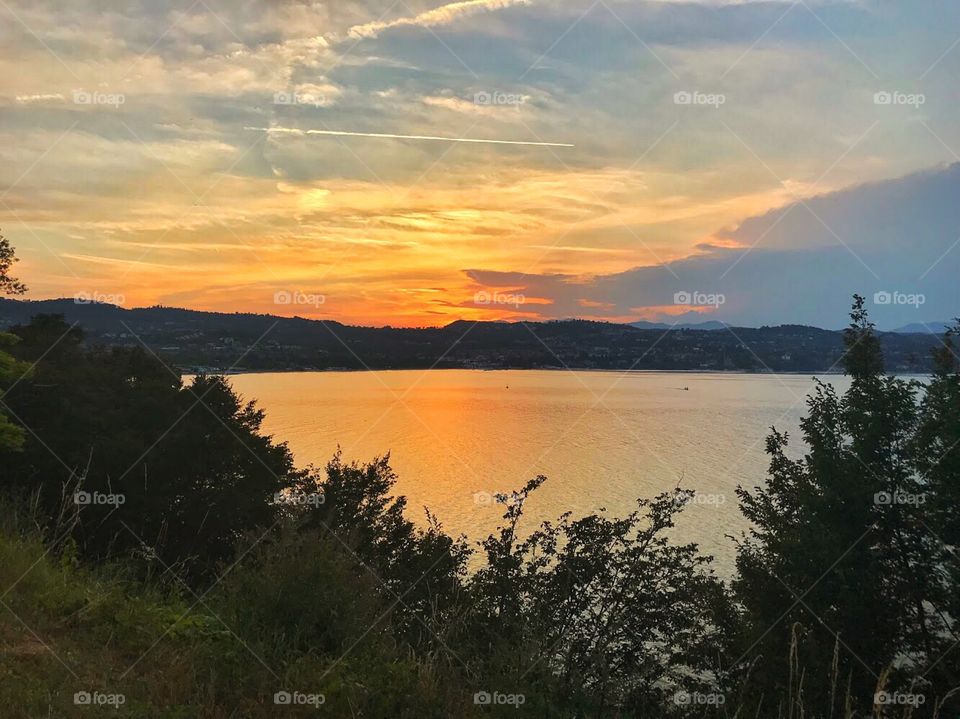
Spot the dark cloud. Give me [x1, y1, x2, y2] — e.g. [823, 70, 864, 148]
[467, 162, 960, 329]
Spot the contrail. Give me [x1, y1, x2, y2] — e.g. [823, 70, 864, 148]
[245, 126, 574, 148]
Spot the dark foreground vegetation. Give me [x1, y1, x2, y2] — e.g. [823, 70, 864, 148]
[1, 237, 959, 717]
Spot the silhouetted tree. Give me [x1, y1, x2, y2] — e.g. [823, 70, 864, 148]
[0, 231, 28, 450]
[2, 287, 958, 717]
[733, 296, 955, 715]
[2, 316, 296, 579]
[0, 232, 27, 296]
[291, 453, 471, 650]
[911, 321, 960, 694]
[461, 478, 735, 715]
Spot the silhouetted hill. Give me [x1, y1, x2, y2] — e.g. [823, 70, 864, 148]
[892, 321, 954, 334]
[630, 320, 729, 330]
[0, 298, 944, 373]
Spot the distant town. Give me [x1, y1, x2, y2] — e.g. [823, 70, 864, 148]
[0, 298, 949, 374]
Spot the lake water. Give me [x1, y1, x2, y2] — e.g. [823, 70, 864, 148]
[226, 370, 858, 571]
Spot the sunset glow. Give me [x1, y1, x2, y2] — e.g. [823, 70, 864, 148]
[2, 1, 958, 327]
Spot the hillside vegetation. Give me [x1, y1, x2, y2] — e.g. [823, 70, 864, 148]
[1, 294, 959, 715]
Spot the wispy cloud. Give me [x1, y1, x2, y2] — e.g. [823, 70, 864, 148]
[347, 0, 531, 39]
[15, 94, 65, 104]
[3, 0, 960, 326]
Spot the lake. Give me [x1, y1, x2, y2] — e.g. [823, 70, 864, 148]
[226, 370, 860, 571]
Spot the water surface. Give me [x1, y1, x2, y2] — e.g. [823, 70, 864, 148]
[227, 370, 859, 569]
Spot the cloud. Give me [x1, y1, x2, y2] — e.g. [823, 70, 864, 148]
[719, 163, 960, 259]
[15, 94, 65, 104]
[347, 0, 532, 39]
[422, 93, 529, 116]
[4, 0, 960, 326]
[465, 163, 960, 329]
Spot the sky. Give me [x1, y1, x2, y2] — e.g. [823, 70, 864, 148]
[1, 0, 958, 329]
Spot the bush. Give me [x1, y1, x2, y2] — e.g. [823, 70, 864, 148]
[2, 297, 958, 717]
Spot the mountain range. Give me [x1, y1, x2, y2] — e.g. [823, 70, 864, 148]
[0, 298, 949, 374]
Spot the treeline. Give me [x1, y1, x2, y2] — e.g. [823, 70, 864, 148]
[0, 296, 945, 373]
[1, 239, 959, 716]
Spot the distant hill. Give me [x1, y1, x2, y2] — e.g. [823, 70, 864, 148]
[0, 298, 945, 373]
[629, 320, 729, 331]
[891, 321, 955, 334]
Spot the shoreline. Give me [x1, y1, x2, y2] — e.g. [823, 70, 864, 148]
[183, 366, 860, 378]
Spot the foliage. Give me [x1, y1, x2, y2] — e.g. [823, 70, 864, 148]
[0, 232, 28, 450]
[734, 296, 960, 715]
[0, 232, 26, 296]
[463, 478, 736, 715]
[0, 292, 958, 717]
[0, 332, 29, 450]
[2, 315, 296, 579]
[290, 453, 472, 650]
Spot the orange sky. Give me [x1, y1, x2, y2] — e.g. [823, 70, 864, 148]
[2, 0, 955, 326]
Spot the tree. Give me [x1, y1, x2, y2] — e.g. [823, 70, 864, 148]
[1, 316, 297, 580]
[911, 321, 960, 694]
[290, 453, 472, 650]
[733, 296, 954, 715]
[0, 231, 28, 450]
[0, 232, 27, 296]
[463, 479, 734, 715]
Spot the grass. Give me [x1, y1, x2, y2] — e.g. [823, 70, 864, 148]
[0, 514, 476, 718]
[5, 500, 949, 717]
[0, 529, 216, 717]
